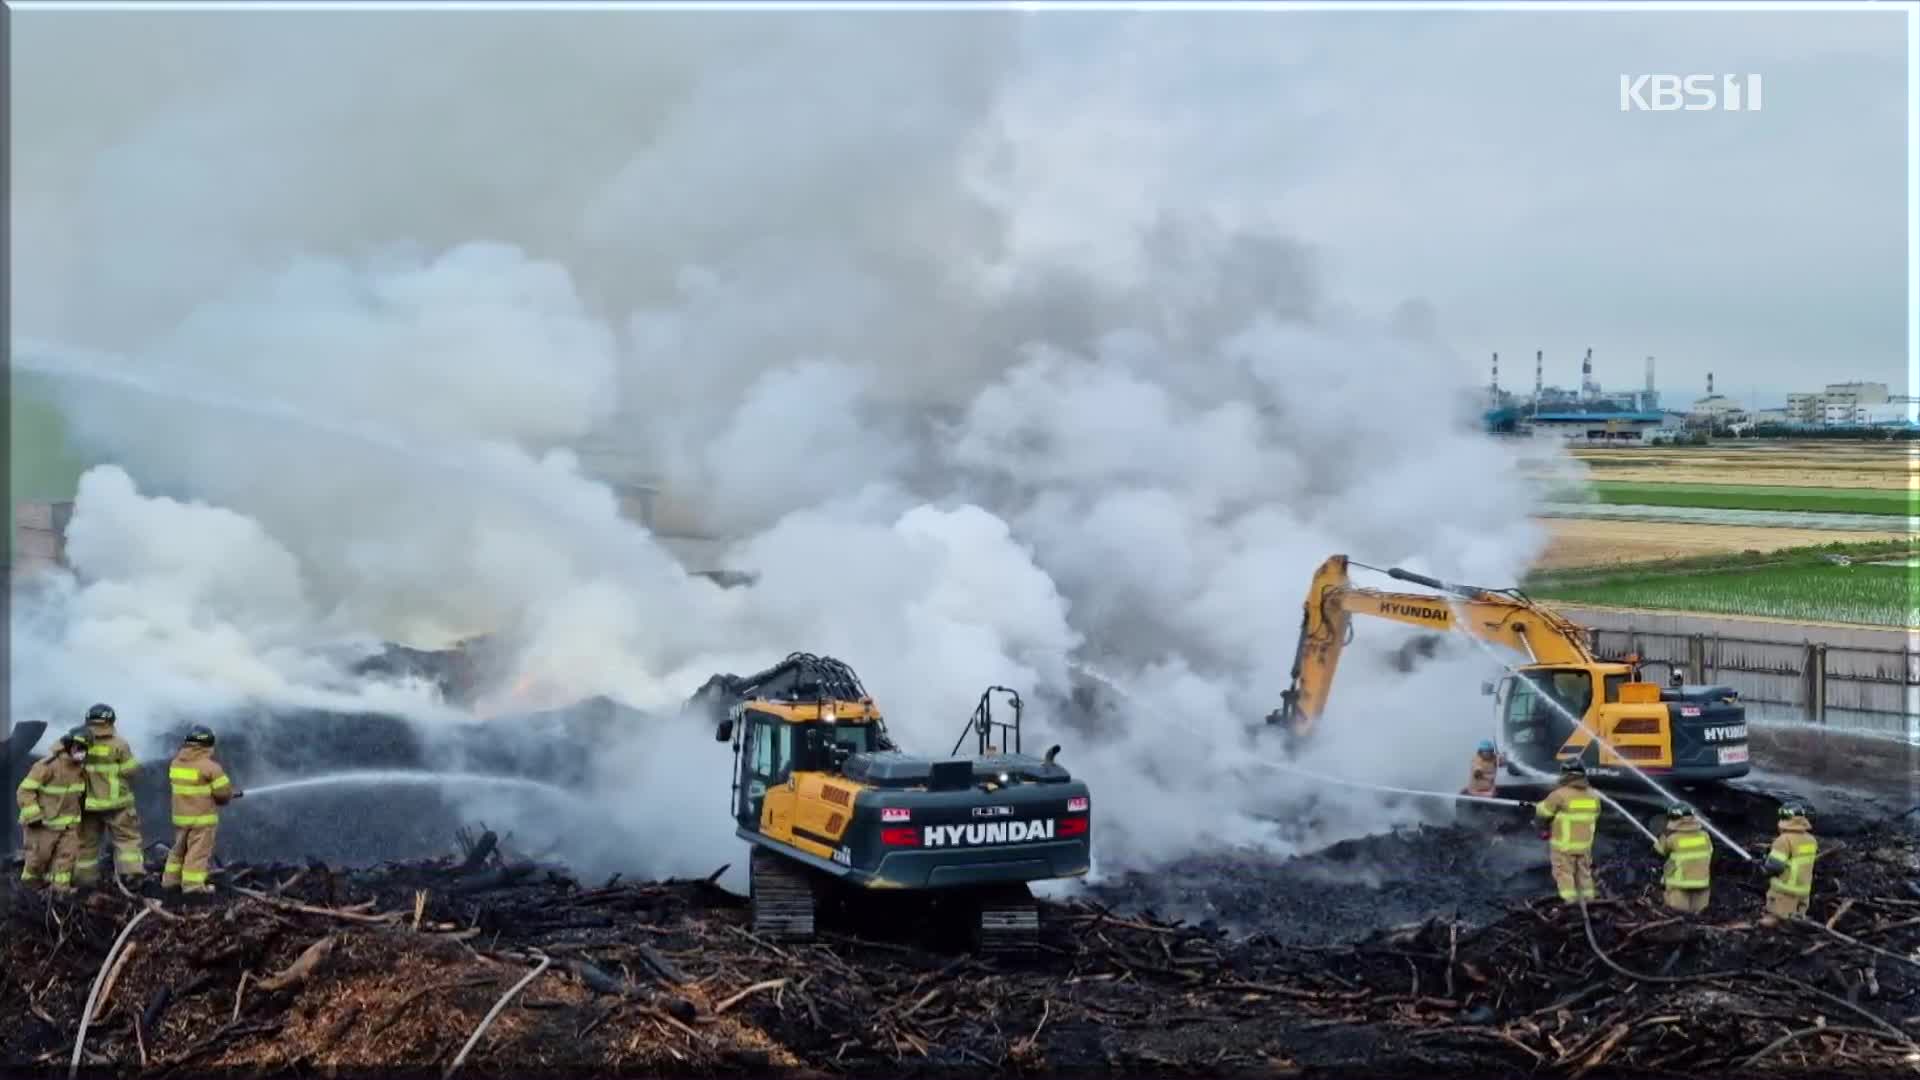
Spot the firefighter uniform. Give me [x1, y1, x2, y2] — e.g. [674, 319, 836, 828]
[1652, 808, 1713, 913]
[16, 733, 91, 894]
[1762, 808, 1818, 923]
[1535, 769, 1601, 903]
[163, 728, 237, 894]
[1463, 744, 1499, 796]
[75, 704, 146, 887]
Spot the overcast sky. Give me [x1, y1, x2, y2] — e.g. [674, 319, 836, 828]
[11, 7, 1911, 407]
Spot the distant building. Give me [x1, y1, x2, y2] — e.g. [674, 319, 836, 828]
[1528, 411, 1666, 445]
[1825, 381, 1891, 405]
[1687, 395, 1749, 427]
[1779, 381, 1895, 427]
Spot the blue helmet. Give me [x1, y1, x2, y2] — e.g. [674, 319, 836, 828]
[1476, 739, 1496, 754]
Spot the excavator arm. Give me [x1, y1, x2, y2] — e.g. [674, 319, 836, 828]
[1269, 555, 1600, 738]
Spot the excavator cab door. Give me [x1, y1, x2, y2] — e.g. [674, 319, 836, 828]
[1499, 669, 1590, 774]
[735, 709, 792, 832]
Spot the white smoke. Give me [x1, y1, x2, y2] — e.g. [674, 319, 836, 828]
[10, 11, 1554, 880]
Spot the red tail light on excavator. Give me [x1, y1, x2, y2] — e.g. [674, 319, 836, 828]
[880, 827, 919, 846]
[1057, 816, 1089, 838]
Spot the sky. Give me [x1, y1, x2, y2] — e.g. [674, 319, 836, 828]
[997, 9, 1912, 407]
[11, 7, 1911, 407]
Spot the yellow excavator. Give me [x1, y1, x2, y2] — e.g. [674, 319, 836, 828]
[1267, 556, 1753, 788]
[693, 653, 1093, 953]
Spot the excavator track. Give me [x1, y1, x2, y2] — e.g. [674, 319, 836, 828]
[973, 885, 1041, 955]
[749, 845, 818, 942]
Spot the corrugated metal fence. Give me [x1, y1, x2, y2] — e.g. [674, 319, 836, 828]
[1553, 605, 1919, 735]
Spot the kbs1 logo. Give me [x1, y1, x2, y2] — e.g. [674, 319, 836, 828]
[1619, 74, 1763, 112]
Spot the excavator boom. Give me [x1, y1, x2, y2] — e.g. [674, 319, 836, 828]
[1269, 554, 1753, 791]
[1273, 555, 1600, 737]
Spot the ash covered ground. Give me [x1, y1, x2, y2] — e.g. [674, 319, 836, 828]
[6, 734, 1917, 1079]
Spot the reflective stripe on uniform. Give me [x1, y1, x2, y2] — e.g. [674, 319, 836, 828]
[51, 871, 73, 884]
[173, 814, 218, 827]
[117, 850, 144, 866]
[19, 805, 42, 823]
[210, 775, 231, 790]
[86, 743, 135, 809]
[164, 860, 183, 873]
[1769, 838, 1819, 897]
[20, 868, 38, 881]
[1663, 832, 1712, 889]
[1551, 797, 1600, 853]
[182, 870, 209, 885]
[46, 814, 82, 828]
[18, 778, 42, 791]
[171, 766, 212, 796]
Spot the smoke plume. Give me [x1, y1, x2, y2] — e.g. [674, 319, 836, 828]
[10, 11, 1554, 881]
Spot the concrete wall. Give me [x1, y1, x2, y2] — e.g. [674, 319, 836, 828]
[1550, 603, 1919, 736]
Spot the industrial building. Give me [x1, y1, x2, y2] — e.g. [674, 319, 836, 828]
[1484, 348, 1681, 443]
[1783, 382, 1909, 428]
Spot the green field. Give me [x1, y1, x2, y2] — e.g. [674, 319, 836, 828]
[1586, 481, 1916, 517]
[1528, 547, 1919, 627]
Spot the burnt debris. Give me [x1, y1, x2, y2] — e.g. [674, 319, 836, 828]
[4, 815, 1915, 1078]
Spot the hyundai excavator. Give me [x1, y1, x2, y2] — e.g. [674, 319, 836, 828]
[693, 653, 1093, 953]
[1267, 557, 1773, 817]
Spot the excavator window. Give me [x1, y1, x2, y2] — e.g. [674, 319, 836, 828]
[1547, 670, 1593, 717]
[830, 725, 873, 754]
[1603, 673, 1627, 704]
[1504, 678, 1540, 728]
[739, 711, 795, 825]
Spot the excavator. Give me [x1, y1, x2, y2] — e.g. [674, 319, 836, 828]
[1267, 556, 1764, 813]
[693, 653, 1093, 953]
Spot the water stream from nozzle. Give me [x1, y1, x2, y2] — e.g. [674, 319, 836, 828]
[245, 770, 584, 803]
[1432, 600, 1747, 857]
[11, 339, 669, 572]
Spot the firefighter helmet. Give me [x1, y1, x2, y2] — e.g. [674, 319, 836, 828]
[1476, 739, 1496, 754]
[1559, 759, 1586, 777]
[86, 703, 116, 724]
[184, 724, 216, 746]
[62, 727, 93, 749]
[1667, 802, 1694, 819]
[1778, 803, 1806, 820]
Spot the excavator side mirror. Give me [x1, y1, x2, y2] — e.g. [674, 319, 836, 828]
[1044, 744, 1061, 766]
[714, 719, 734, 743]
[1480, 681, 1496, 697]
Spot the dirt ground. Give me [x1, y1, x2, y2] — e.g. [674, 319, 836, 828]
[1533, 518, 1909, 570]
[1568, 443, 1916, 491]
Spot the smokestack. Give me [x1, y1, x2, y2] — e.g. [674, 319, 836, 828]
[1645, 356, 1655, 394]
[1491, 352, 1499, 393]
[1581, 348, 1595, 401]
[1708, 372, 1714, 396]
[1533, 349, 1543, 416]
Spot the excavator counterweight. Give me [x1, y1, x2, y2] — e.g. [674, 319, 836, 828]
[701, 653, 1092, 954]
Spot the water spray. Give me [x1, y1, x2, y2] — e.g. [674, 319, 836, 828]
[1430, 602, 1750, 859]
[244, 770, 584, 803]
[11, 341, 664, 573]
[1069, 662, 1537, 814]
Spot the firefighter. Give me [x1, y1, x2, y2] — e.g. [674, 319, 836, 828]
[1759, 804, 1818, 925]
[1462, 739, 1500, 797]
[1534, 760, 1601, 904]
[16, 729, 91, 895]
[1652, 802, 1712, 913]
[75, 703, 146, 889]
[163, 725, 240, 895]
